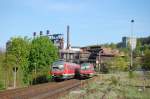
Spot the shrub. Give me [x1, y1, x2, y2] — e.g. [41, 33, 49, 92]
[0, 81, 4, 90]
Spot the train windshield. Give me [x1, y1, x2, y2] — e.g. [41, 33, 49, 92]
[81, 63, 91, 70]
[52, 61, 64, 70]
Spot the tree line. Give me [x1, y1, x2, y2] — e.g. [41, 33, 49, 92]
[0, 36, 58, 89]
[1, 35, 150, 89]
[100, 35, 150, 72]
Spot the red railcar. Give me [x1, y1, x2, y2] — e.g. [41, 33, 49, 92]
[51, 60, 80, 80]
[80, 63, 95, 78]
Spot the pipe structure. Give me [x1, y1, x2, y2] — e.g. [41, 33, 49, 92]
[46, 30, 50, 35]
[67, 25, 70, 49]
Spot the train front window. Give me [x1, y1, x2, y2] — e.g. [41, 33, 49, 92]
[52, 61, 64, 70]
[81, 63, 90, 70]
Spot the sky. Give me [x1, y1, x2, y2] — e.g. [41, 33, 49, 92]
[0, 0, 150, 49]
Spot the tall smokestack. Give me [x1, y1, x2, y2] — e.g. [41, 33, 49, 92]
[46, 30, 50, 35]
[33, 32, 36, 37]
[67, 25, 70, 49]
[40, 31, 43, 36]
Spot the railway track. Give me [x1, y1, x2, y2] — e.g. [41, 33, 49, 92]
[0, 79, 84, 99]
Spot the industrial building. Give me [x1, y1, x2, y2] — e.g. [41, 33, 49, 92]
[122, 36, 137, 48]
[32, 26, 123, 70]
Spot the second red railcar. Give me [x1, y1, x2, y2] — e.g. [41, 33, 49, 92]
[80, 63, 95, 78]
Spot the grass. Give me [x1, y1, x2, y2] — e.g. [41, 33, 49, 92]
[61, 71, 150, 99]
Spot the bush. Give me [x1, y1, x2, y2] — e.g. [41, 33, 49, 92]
[142, 49, 150, 70]
[0, 81, 4, 90]
[32, 75, 49, 85]
[100, 63, 109, 73]
[110, 76, 118, 86]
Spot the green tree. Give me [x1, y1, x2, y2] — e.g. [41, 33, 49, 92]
[6, 37, 30, 85]
[0, 51, 5, 89]
[0, 51, 5, 69]
[28, 36, 58, 83]
[115, 57, 128, 71]
[109, 43, 117, 49]
[106, 56, 129, 72]
[102, 43, 117, 49]
[142, 49, 150, 70]
[134, 40, 142, 57]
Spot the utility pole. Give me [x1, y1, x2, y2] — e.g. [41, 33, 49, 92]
[98, 49, 102, 73]
[13, 67, 18, 88]
[130, 19, 134, 70]
[14, 67, 16, 88]
[99, 52, 101, 73]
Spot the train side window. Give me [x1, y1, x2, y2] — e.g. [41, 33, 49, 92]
[68, 64, 72, 70]
[67, 64, 70, 70]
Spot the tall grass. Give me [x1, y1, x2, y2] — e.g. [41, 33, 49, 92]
[62, 72, 150, 99]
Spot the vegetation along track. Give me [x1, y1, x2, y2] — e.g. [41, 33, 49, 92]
[0, 77, 95, 99]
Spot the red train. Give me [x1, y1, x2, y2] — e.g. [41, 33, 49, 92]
[51, 60, 95, 80]
[51, 60, 80, 80]
[80, 63, 95, 78]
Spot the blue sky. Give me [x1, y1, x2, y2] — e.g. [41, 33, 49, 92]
[0, 0, 150, 48]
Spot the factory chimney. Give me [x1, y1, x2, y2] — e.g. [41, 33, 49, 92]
[33, 32, 36, 37]
[46, 30, 50, 35]
[67, 25, 71, 49]
[40, 31, 43, 36]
